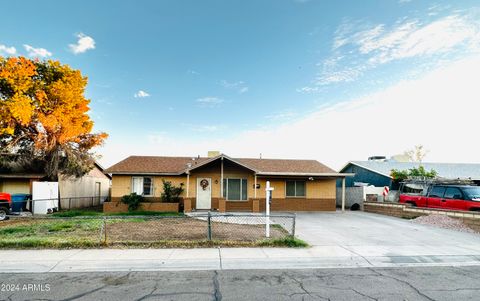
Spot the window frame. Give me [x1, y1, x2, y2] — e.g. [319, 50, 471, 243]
[285, 180, 307, 198]
[444, 187, 464, 200]
[223, 178, 248, 201]
[429, 186, 446, 198]
[131, 176, 154, 197]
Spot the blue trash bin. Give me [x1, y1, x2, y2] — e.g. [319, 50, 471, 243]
[11, 194, 31, 212]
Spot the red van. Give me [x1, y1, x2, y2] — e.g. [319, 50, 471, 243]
[400, 185, 480, 211]
[0, 192, 12, 221]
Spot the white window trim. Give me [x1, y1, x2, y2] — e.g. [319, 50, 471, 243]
[223, 178, 248, 201]
[285, 180, 306, 198]
[131, 176, 154, 197]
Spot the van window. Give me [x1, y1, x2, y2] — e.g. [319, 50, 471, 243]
[429, 186, 446, 198]
[444, 187, 463, 199]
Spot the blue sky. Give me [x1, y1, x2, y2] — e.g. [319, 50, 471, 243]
[1, 0, 480, 169]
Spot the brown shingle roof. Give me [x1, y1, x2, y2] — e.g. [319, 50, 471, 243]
[236, 158, 336, 174]
[105, 155, 337, 175]
[106, 156, 210, 174]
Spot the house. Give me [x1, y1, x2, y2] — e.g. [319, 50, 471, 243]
[339, 160, 480, 189]
[0, 162, 111, 209]
[105, 153, 351, 212]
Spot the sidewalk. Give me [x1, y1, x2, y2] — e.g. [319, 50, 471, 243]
[2, 244, 480, 273]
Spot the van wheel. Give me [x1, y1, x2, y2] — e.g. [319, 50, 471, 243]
[0, 207, 9, 221]
[407, 202, 417, 207]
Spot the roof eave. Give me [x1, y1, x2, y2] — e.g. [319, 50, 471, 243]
[256, 172, 354, 177]
[107, 172, 183, 176]
[344, 161, 393, 179]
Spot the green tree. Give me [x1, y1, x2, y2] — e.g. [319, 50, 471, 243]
[391, 166, 437, 183]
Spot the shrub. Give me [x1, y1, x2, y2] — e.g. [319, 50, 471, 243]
[391, 166, 437, 183]
[161, 180, 184, 203]
[121, 193, 144, 212]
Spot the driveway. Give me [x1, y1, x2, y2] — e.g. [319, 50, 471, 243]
[295, 211, 480, 258]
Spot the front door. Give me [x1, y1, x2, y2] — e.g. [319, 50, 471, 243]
[196, 178, 212, 209]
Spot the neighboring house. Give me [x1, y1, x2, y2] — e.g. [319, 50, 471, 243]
[335, 160, 480, 209]
[106, 153, 351, 212]
[0, 162, 111, 209]
[339, 160, 480, 189]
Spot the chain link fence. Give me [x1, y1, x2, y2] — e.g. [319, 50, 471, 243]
[0, 213, 296, 247]
[8, 196, 109, 214]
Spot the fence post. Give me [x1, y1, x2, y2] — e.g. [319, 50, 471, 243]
[292, 214, 296, 237]
[103, 217, 107, 245]
[207, 212, 212, 241]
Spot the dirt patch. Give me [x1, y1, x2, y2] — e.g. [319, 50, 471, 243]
[106, 217, 287, 242]
[412, 214, 477, 234]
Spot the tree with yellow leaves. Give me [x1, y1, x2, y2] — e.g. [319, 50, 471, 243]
[0, 57, 107, 180]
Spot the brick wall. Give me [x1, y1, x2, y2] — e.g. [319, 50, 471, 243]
[103, 202, 179, 213]
[364, 202, 480, 232]
[221, 198, 337, 212]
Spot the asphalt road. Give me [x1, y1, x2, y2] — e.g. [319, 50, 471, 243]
[1, 266, 479, 301]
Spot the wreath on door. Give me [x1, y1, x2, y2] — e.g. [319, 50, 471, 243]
[200, 179, 209, 190]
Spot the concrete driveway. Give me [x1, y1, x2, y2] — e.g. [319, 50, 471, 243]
[294, 211, 480, 258]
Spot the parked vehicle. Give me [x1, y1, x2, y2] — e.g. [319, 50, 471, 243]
[0, 192, 12, 221]
[399, 184, 480, 211]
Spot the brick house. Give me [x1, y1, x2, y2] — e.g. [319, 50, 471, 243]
[105, 153, 350, 212]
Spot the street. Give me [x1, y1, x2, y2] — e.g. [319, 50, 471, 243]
[1, 266, 479, 301]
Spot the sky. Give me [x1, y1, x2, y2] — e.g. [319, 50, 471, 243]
[1, 0, 480, 170]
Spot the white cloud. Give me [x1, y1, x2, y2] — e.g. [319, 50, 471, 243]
[296, 86, 319, 93]
[316, 11, 480, 85]
[196, 97, 224, 107]
[69, 33, 95, 54]
[23, 44, 52, 58]
[99, 54, 480, 170]
[220, 80, 249, 94]
[266, 110, 297, 121]
[238, 86, 249, 94]
[0, 44, 16, 56]
[194, 125, 219, 132]
[134, 90, 150, 98]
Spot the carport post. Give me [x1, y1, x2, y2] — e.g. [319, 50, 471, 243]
[341, 177, 346, 213]
[186, 172, 190, 197]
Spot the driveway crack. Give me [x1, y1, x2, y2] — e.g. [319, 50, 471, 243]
[338, 245, 374, 266]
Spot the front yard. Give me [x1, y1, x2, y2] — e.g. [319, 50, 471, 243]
[0, 211, 305, 248]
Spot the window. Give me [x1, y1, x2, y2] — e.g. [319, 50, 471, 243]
[444, 187, 463, 199]
[463, 187, 480, 200]
[132, 177, 153, 196]
[286, 180, 306, 197]
[429, 186, 446, 198]
[223, 178, 247, 200]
